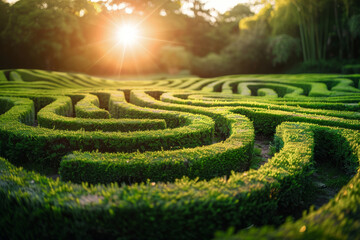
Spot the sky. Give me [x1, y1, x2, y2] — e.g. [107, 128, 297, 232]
[204, 0, 250, 14]
[5, 0, 252, 14]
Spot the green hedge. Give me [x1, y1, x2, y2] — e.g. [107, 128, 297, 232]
[0, 97, 34, 124]
[0, 98, 14, 114]
[162, 91, 360, 113]
[75, 94, 110, 119]
[0, 96, 214, 167]
[9, 71, 23, 82]
[130, 90, 235, 139]
[306, 82, 331, 96]
[229, 102, 360, 120]
[214, 125, 360, 240]
[161, 92, 360, 133]
[342, 64, 360, 74]
[266, 100, 360, 111]
[1, 71, 359, 239]
[331, 77, 360, 93]
[258, 88, 278, 97]
[110, 92, 186, 128]
[38, 95, 166, 132]
[15, 69, 70, 88]
[0, 121, 316, 240]
[233, 106, 360, 136]
[174, 76, 360, 97]
[1, 94, 56, 114]
[15, 69, 121, 88]
[0, 71, 7, 82]
[59, 111, 253, 183]
[237, 82, 305, 97]
[91, 91, 111, 109]
[0, 81, 59, 90]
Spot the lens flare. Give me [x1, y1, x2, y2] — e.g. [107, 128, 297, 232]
[116, 24, 139, 46]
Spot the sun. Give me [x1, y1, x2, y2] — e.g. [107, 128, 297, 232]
[116, 24, 139, 46]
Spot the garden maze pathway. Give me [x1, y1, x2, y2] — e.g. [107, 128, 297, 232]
[0, 69, 359, 239]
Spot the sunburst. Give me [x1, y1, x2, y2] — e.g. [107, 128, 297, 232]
[116, 24, 140, 46]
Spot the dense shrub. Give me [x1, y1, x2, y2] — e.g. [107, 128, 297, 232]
[268, 34, 300, 66]
[160, 45, 191, 74]
[1, 70, 359, 239]
[0, 121, 319, 240]
[215, 126, 360, 240]
[0, 96, 215, 167]
[342, 64, 360, 74]
[190, 53, 232, 77]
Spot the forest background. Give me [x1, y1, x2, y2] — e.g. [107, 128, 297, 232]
[0, 0, 359, 77]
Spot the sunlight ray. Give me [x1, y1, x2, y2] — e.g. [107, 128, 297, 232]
[137, 44, 163, 72]
[86, 41, 122, 72]
[118, 44, 127, 77]
[139, 36, 183, 46]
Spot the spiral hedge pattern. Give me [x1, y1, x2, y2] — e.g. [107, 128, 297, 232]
[0, 69, 359, 239]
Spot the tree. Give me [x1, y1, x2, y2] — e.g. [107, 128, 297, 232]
[160, 45, 191, 74]
[1, 0, 94, 69]
[191, 52, 231, 77]
[111, 0, 182, 16]
[270, 0, 360, 62]
[239, 4, 273, 36]
[0, 1, 9, 33]
[335, 0, 360, 59]
[268, 34, 300, 66]
[0, 1, 10, 68]
[223, 30, 272, 74]
[218, 4, 253, 34]
[270, 0, 299, 37]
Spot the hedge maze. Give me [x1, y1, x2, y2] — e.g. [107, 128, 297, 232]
[0, 69, 359, 239]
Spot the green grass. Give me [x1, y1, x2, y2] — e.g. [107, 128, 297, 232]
[314, 162, 352, 189]
[250, 147, 263, 169]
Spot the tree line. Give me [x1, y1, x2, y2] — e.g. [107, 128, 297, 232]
[0, 0, 359, 77]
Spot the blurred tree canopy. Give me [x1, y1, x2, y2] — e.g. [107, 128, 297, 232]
[160, 45, 191, 74]
[0, 0, 359, 76]
[269, 0, 360, 61]
[1, 0, 94, 69]
[0, 1, 9, 33]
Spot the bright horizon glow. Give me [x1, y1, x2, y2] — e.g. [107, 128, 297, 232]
[6, 0, 258, 13]
[204, 0, 252, 14]
[116, 24, 139, 46]
[88, 0, 258, 14]
[181, 0, 261, 18]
